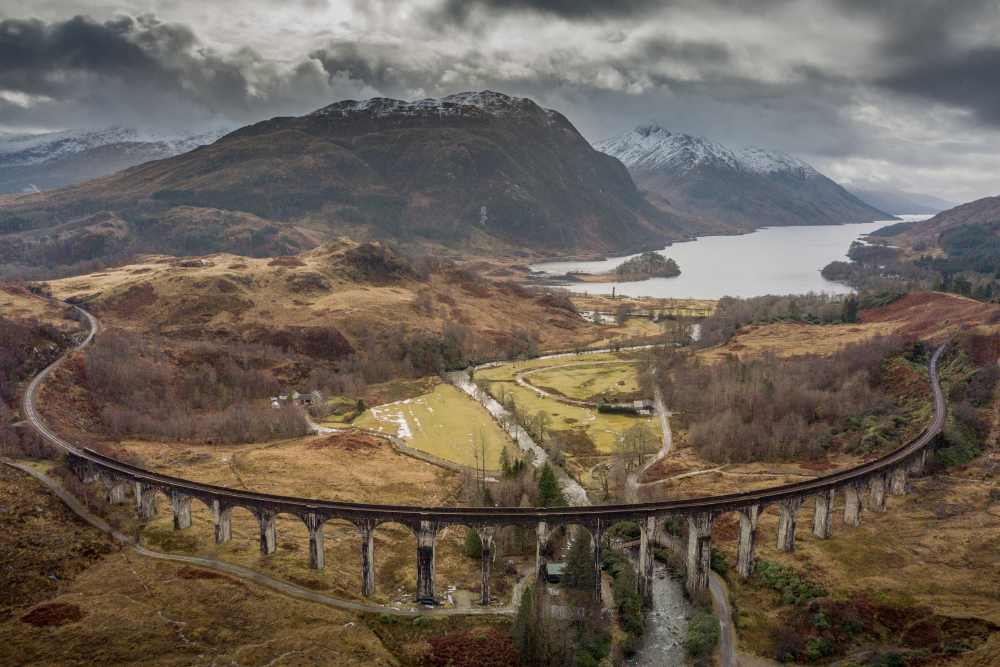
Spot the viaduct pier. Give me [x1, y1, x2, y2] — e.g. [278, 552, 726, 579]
[26, 306, 948, 607]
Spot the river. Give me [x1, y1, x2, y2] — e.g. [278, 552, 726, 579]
[529, 217, 932, 299]
[626, 562, 691, 667]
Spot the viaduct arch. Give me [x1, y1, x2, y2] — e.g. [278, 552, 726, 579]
[26, 305, 949, 607]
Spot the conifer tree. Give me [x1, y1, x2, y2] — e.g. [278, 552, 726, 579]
[538, 462, 565, 507]
[561, 531, 595, 592]
[842, 295, 859, 323]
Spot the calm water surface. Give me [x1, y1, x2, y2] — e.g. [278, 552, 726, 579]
[530, 217, 931, 299]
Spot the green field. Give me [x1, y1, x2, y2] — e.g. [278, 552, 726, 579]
[475, 352, 661, 453]
[351, 383, 512, 469]
[477, 351, 628, 382]
[493, 383, 660, 451]
[525, 362, 642, 401]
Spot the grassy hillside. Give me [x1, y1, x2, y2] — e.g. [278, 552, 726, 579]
[0, 93, 688, 269]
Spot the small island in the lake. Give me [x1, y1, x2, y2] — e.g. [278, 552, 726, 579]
[565, 251, 681, 283]
[614, 252, 681, 281]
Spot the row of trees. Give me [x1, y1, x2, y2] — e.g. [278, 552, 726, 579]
[694, 293, 858, 350]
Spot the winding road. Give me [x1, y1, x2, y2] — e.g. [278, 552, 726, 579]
[14, 306, 516, 617]
[15, 300, 949, 666]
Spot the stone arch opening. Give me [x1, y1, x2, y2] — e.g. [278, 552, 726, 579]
[433, 523, 493, 607]
[135, 488, 214, 554]
[710, 510, 740, 577]
[312, 518, 363, 595]
[544, 522, 599, 597]
[372, 521, 418, 602]
[264, 511, 310, 560]
[221, 504, 267, 555]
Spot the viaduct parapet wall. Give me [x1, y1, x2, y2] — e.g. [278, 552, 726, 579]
[29, 305, 950, 608]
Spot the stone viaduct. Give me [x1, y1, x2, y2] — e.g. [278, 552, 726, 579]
[28, 305, 949, 609]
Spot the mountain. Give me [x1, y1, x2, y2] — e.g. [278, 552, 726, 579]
[0, 127, 228, 195]
[842, 183, 956, 216]
[877, 194, 1000, 245]
[594, 126, 892, 229]
[0, 93, 686, 263]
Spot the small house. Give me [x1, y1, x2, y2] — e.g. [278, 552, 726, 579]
[270, 398, 281, 410]
[297, 390, 324, 406]
[634, 399, 654, 413]
[545, 563, 566, 584]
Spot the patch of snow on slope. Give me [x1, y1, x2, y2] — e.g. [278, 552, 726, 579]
[594, 126, 821, 178]
[593, 125, 741, 172]
[736, 147, 819, 178]
[0, 126, 229, 167]
[310, 91, 546, 119]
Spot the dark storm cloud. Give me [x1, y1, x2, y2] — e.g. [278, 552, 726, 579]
[836, 0, 994, 49]
[0, 15, 180, 95]
[1, 0, 998, 199]
[432, 0, 790, 23]
[833, 0, 1000, 128]
[880, 47, 1000, 126]
[436, 0, 662, 22]
[0, 14, 341, 128]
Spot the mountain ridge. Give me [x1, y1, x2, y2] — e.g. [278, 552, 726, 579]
[594, 125, 891, 229]
[876, 193, 1000, 245]
[0, 91, 687, 263]
[0, 126, 229, 195]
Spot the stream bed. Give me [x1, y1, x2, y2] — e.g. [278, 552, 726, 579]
[627, 563, 692, 667]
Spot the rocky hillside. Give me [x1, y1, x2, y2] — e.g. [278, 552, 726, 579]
[0, 93, 686, 262]
[875, 194, 1000, 245]
[0, 127, 227, 195]
[594, 126, 891, 229]
[40, 237, 594, 358]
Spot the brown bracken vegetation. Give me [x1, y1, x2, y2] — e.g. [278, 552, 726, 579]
[659, 335, 920, 462]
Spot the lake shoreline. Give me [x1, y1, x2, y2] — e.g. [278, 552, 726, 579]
[524, 218, 932, 300]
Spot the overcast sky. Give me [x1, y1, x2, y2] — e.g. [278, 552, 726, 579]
[2, 0, 999, 203]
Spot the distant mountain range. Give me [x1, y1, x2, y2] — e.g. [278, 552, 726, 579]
[840, 183, 957, 216]
[0, 127, 229, 195]
[594, 126, 892, 229]
[0, 92, 695, 262]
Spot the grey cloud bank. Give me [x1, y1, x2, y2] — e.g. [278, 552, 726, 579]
[0, 0, 998, 202]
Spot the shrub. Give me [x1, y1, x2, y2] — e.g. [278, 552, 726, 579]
[378, 613, 397, 625]
[684, 613, 720, 656]
[753, 561, 826, 606]
[464, 529, 482, 558]
[597, 403, 639, 415]
[805, 637, 833, 661]
[710, 546, 729, 576]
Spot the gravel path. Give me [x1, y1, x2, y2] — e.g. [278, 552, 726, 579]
[1, 457, 516, 617]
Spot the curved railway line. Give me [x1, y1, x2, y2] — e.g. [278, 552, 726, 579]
[18, 304, 949, 616]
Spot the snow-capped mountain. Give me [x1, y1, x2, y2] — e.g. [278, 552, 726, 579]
[594, 126, 821, 178]
[0, 126, 229, 195]
[594, 125, 890, 228]
[593, 126, 742, 172]
[736, 147, 820, 178]
[0, 91, 686, 257]
[309, 91, 550, 121]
